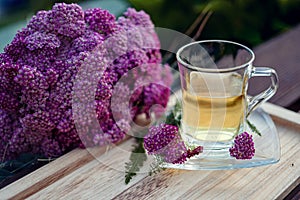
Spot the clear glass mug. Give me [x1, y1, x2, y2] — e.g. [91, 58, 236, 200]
[176, 40, 278, 154]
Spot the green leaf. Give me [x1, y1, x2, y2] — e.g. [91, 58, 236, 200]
[246, 119, 262, 136]
[124, 138, 147, 184]
[165, 101, 182, 127]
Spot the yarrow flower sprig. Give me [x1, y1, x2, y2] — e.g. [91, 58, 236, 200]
[229, 118, 261, 160]
[143, 100, 203, 165]
[144, 124, 203, 164]
[229, 132, 255, 159]
[124, 101, 202, 184]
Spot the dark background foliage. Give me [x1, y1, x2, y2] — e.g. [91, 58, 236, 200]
[129, 0, 300, 47]
[0, 0, 299, 47]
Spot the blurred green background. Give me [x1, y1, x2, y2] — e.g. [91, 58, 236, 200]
[129, 0, 300, 47]
[0, 0, 299, 49]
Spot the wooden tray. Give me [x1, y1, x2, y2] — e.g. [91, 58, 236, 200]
[0, 102, 299, 200]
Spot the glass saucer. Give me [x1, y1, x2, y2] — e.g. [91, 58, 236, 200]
[160, 108, 281, 170]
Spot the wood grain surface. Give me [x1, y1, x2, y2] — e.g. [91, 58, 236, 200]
[0, 103, 299, 200]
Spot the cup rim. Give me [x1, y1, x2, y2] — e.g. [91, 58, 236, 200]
[176, 39, 255, 73]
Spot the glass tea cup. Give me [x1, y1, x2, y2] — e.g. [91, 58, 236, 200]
[176, 40, 278, 155]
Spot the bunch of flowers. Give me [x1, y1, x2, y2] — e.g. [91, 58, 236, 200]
[0, 3, 172, 162]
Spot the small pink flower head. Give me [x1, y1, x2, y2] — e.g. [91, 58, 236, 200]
[230, 132, 255, 160]
[144, 124, 202, 164]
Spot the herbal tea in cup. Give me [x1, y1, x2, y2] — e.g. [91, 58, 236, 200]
[177, 40, 278, 153]
[182, 72, 246, 142]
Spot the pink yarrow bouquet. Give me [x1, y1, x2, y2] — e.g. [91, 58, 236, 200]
[0, 3, 172, 161]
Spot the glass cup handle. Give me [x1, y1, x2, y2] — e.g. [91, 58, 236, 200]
[247, 66, 279, 116]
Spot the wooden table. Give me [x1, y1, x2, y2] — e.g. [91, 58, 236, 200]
[0, 102, 299, 200]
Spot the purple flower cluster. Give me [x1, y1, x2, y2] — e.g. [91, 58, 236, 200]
[0, 3, 172, 161]
[144, 124, 203, 164]
[85, 8, 117, 36]
[229, 132, 255, 160]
